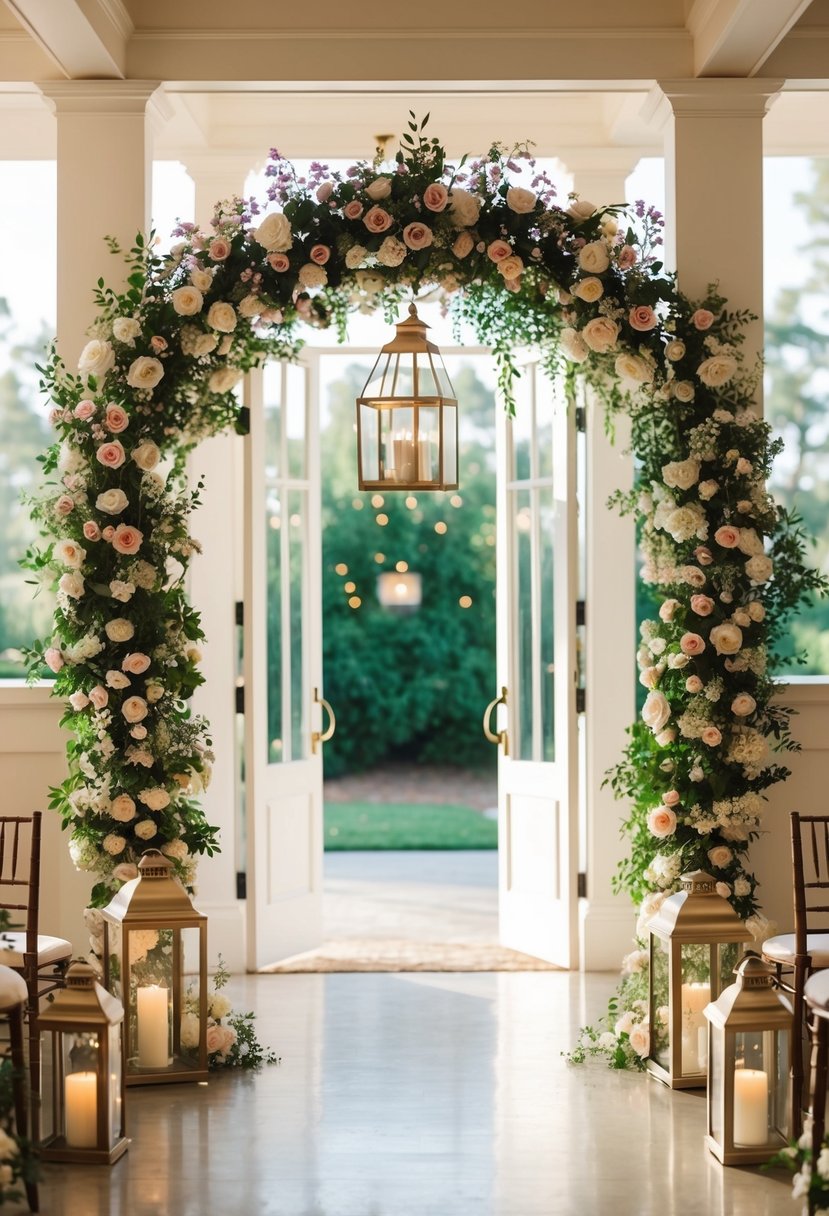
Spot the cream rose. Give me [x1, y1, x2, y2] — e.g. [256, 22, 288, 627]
[365, 177, 392, 201]
[496, 255, 524, 281]
[662, 459, 700, 492]
[573, 277, 604, 303]
[172, 286, 204, 316]
[134, 819, 157, 841]
[209, 367, 243, 394]
[162, 839, 190, 862]
[138, 787, 170, 811]
[578, 241, 610, 274]
[614, 354, 652, 384]
[647, 807, 677, 839]
[298, 263, 327, 289]
[745, 555, 773, 583]
[659, 600, 680, 623]
[710, 623, 743, 655]
[106, 670, 131, 689]
[78, 339, 115, 383]
[59, 572, 85, 599]
[54, 539, 86, 568]
[732, 693, 757, 717]
[126, 357, 164, 392]
[377, 236, 408, 267]
[105, 617, 135, 643]
[96, 488, 128, 516]
[673, 381, 695, 403]
[122, 696, 148, 723]
[103, 834, 126, 856]
[737, 528, 764, 557]
[701, 726, 723, 747]
[506, 186, 536, 214]
[110, 794, 137, 823]
[642, 690, 671, 733]
[207, 302, 237, 333]
[448, 189, 481, 227]
[132, 441, 160, 472]
[560, 328, 589, 363]
[254, 213, 293, 252]
[145, 683, 165, 703]
[113, 317, 141, 345]
[685, 675, 703, 693]
[122, 652, 150, 675]
[190, 269, 213, 293]
[697, 355, 737, 387]
[708, 845, 733, 868]
[237, 294, 263, 319]
[665, 340, 686, 362]
[582, 317, 619, 354]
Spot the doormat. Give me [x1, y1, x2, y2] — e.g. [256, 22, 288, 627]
[261, 938, 560, 973]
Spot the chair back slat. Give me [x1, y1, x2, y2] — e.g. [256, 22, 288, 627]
[792, 812, 829, 951]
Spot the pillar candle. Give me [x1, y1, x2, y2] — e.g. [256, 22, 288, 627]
[65, 1071, 97, 1148]
[137, 985, 169, 1068]
[680, 982, 710, 1072]
[393, 435, 417, 482]
[733, 1068, 768, 1146]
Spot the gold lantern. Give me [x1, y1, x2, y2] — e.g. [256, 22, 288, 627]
[647, 869, 749, 1089]
[356, 303, 458, 491]
[101, 850, 208, 1086]
[704, 953, 793, 1165]
[39, 961, 128, 1165]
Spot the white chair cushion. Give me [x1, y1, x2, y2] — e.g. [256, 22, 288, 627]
[805, 969, 829, 1011]
[763, 932, 829, 968]
[0, 933, 72, 969]
[0, 966, 27, 1010]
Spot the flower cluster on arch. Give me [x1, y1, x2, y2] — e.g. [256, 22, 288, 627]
[24, 116, 820, 916]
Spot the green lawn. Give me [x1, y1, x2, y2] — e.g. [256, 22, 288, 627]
[323, 801, 498, 850]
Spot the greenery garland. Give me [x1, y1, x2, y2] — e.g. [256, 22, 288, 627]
[22, 115, 823, 1045]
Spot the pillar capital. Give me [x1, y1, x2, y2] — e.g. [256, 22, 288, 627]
[642, 78, 783, 130]
[37, 78, 164, 117]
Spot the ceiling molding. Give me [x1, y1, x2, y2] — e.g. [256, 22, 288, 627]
[5, 0, 129, 77]
[687, 0, 815, 76]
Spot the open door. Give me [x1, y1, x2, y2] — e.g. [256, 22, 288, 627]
[243, 357, 332, 970]
[487, 357, 579, 967]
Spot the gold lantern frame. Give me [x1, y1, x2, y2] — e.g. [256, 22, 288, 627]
[704, 953, 793, 1165]
[39, 961, 128, 1166]
[356, 303, 459, 491]
[647, 869, 749, 1089]
[101, 850, 208, 1086]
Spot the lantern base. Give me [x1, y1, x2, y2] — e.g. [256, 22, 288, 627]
[646, 1060, 707, 1090]
[126, 1059, 209, 1086]
[358, 477, 459, 492]
[40, 1133, 129, 1166]
[705, 1131, 785, 1167]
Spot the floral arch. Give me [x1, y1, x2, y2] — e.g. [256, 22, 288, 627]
[26, 118, 822, 1051]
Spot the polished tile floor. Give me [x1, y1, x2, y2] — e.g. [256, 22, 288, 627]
[24, 970, 793, 1216]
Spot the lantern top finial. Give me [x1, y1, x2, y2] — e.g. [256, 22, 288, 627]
[648, 868, 747, 942]
[138, 849, 174, 880]
[733, 952, 775, 991]
[65, 961, 97, 990]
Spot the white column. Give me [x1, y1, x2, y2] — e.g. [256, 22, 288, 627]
[647, 79, 782, 388]
[181, 157, 257, 971]
[564, 153, 641, 969]
[37, 81, 165, 370]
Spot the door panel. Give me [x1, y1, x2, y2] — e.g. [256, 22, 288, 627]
[244, 357, 324, 969]
[495, 359, 578, 967]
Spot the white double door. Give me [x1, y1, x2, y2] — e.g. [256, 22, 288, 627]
[243, 354, 580, 970]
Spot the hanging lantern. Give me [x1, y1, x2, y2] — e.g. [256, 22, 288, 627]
[356, 303, 458, 491]
[376, 570, 422, 611]
[647, 869, 749, 1089]
[704, 953, 793, 1165]
[100, 850, 208, 1086]
[39, 961, 128, 1165]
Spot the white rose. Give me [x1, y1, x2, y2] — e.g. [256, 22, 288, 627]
[566, 199, 597, 221]
[365, 177, 392, 201]
[110, 794, 136, 822]
[506, 187, 536, 214]
[138, 786, 171, 810]
[132, 441, 160, 471]
[105, 617, 135, 643]
[209, 367, 243, 394]
[96, 488, 129, 515]
[697, 355, 738, 387]
[106, 670, 131, 689]
[54, 539, 86, 568]
[737, 528, 764, 556]
[673, 381, 695, 402]
[578, 241, 610, 274]
[560, 328, 589, 363]
[134, 819, 157, 840]
[642, 690, 671, 734]
[664, 340, 685, 362]
[254, 212, 293, 252]
[209, 992, 232, 1019]
[113, 317, 142, 345]
[698, 479, 719, 500]
[145, 683, 165, 703]
[615, 354, 653, 385]
[126, 357, 164, 391]
[573, 277, 604, 303]
[745, 554, 773, 584]
[376, 236, 408, 268]
[298, 263, 327, 289]
[162, 839, 189, 861]
[207, 302, 238, 333]
[59, 571, 85, 599]
[582, 317, 619, 353]
[448, 189, 481, 227]
[180, 1012, 200, 1049]
[103, 833, 126, 856]
[662, 458, 701, 491]
[78, 339, 115, 382]
[172, 286, 204, 316]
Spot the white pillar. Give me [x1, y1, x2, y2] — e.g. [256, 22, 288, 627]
[181, 157, 258, 971]
[647, 79, 782, 386]
[37, 81, 165, 370]
[564, 153, 641, 969]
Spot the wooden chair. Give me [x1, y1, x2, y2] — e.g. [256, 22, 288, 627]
[805, 970, 829, 1215]
[762, 812, 829, 1137]
[0, 965, 37, 1212]
[0, 813, 71, 1145]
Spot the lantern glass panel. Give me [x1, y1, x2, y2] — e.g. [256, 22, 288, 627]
[717, 941, 743, 989]
[359, 401, 381, 483]
[773, 1029, 789, 1133]
[442, 403, 458, 484]
[680, 943, 712, 1076]
[63, 1032, 100, 1150]
[651, 936, 670, 1070]
[710, 1026, 725, 1145]
[108, 1023, 122, 1146]
[733, 1032, 773, 1147]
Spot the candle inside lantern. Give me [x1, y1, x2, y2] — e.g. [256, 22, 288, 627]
[418, 437, 433, 481]
[137, 985, 169, 1068]
[733, 1068, 769, 1146]
[65, 1071, 97, 1148]
[393, 434, 417, 482]
[681, 982, 711, 1072]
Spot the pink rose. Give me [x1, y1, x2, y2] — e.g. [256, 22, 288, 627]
[96, 441, 126, 470]
[701, 726, 723, 747]
[363, 206, 393, 233]
[731, 693, 757, 717]
[267, 253, 290, 272]
[316, 182, 334, 203]
[714, 526, 740, 548]
[209, 238, 231, 261]
[69, 691, 89, 712]
[102, 526, 115, 541]
[121, 696, 148, 724]
[88, 685, 109, 709]
[692, 308, 715, 330]
[617, 245, 637, 270]
[83, 521, 101, 541]
[452, 232, 474, 259]
[680, 632, 705, 656]
[122, 652, 151, 675]
[647, 807, 677, 839]
[402, 222, 433, 251]
[206, 1023, 237, 1056]
[655, 728, 676, 747]
[150, 335, 168, 353]
[681, 565, 707, 588]
[690, 595, 714, 617]
[44, 647, 64, 673]
[694, 546, 714, 566]
[105, 404, 129, 433]
[628, 305, 658, 332]
[55, 495, 75, 516]
[659, 599, 680, 623]
[74, 400, 95, 420]
[111, 524, 143, 556]
[685, 675, 703, 693]
[343, 201, 364, 220]
[422, 183, 449, 212]
[487, 240, 512, 263]
[662, 790, 681, 806]
[309, 244, 330, 265]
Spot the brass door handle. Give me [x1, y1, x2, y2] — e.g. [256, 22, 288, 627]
[311, 687, 336, 754]
[483, 686, 509, 757]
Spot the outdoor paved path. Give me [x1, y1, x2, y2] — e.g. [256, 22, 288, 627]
[323, 849, 499, 943]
